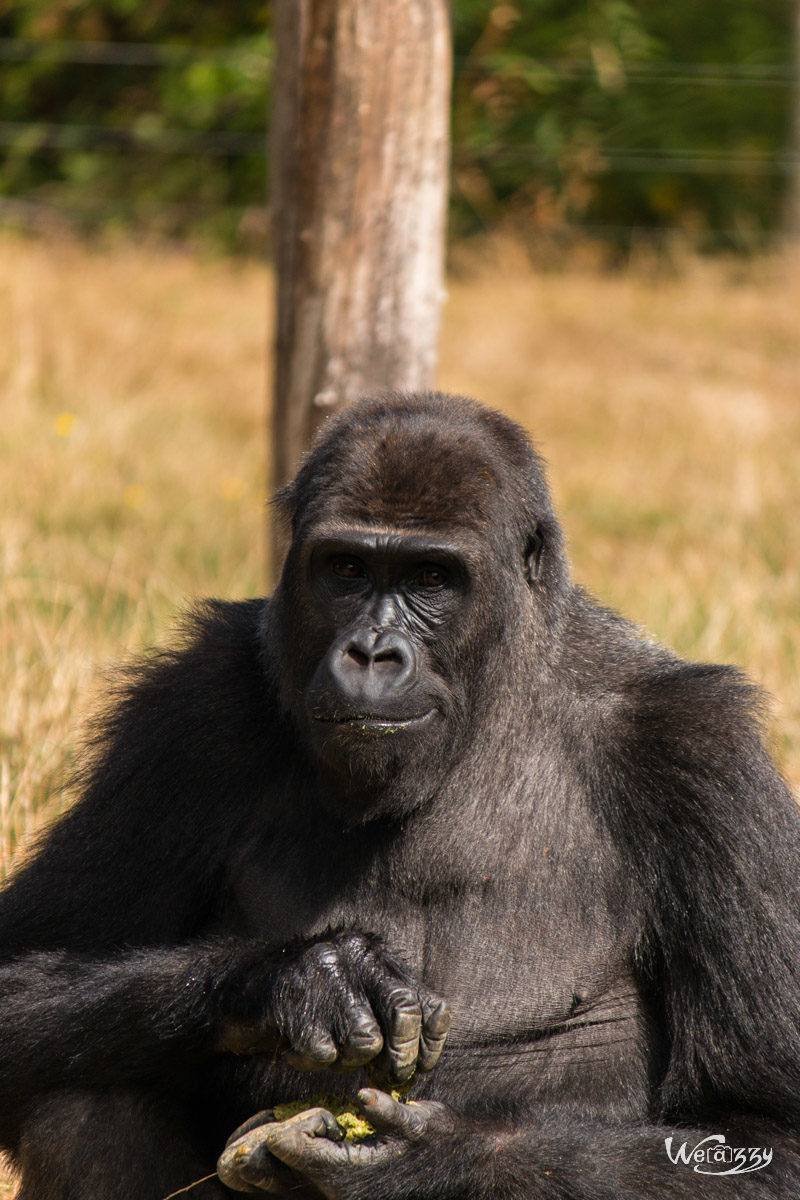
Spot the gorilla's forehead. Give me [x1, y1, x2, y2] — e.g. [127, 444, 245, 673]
[301, 522, 481, 566]
[310, 427, 505, 530]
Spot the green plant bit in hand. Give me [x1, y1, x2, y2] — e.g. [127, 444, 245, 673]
[273, 1091, 414, 1142]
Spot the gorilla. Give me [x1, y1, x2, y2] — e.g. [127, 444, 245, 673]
[1, 391, 799, 1200]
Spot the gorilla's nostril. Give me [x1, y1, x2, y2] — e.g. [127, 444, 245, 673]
[374, 649, 403, 666]
[345, 646, 371, 668]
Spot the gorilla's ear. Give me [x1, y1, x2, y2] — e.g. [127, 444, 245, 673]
[524, 529, 544, 584]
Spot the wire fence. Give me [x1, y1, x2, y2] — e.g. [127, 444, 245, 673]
[1, 39, 796, 162]
[1, 37, 797, 244]
[0, 36, 265, 66]
[0, 38, 798, 84]
[4, 194, 784, 253]
[2, 120, 796, 176]
[0, 120, 266, 156]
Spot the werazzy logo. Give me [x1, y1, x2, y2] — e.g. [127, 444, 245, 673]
[665, 1134, 772, 1175]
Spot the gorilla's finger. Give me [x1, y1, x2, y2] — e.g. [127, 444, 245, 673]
[217, 1124, 284, 1194]
[336, 1006, 384, 1068]
[356, 1089, 426, 1139]
[365, 983, 422, 1082]
[265, 1108, 345, 1170]
[385, 988, 423, 1080]
[284, 1026, 338, 1070]
[418, 998, 451, 1071]
[308, 947, 385, 1065]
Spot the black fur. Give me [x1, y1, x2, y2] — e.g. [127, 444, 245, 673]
[1, 392, 799, 1198]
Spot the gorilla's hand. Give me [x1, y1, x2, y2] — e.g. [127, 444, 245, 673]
[215, 932, 450, 1084]
[217, 1089, 454, 1198]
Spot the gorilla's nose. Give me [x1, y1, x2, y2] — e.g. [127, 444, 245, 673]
[330, 629, 416, 704]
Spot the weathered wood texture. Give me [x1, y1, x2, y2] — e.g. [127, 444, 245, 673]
[271, 0, 452, 492]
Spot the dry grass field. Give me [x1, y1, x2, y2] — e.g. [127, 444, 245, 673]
[0, 232, 798, 1193]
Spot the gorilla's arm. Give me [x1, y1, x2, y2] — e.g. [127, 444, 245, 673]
[223, 663, 800, 1198]
[0, 934, 448, 1145]
[0, 602, 448, 1145]
[0, 945, 228, 1114]
[605, 663, 800, 1124]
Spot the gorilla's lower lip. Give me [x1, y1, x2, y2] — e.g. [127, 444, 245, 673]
[312, 710, 435, 732]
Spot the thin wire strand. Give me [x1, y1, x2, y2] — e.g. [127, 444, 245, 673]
[0, 197, 791, 243]
[0, 38, 797, 87]
[0, 120, 265, 156]
[0, 121, 795, 176]
[0, 37, 269, 67]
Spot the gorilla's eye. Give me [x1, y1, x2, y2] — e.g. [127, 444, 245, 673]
[414, 565, 449, 589]
[330, 555, 366, 580]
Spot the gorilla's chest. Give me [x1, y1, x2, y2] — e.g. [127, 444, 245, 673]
[222, 842, 650, 1120]
[222, 821, 650, 1119]
[227, 833, 634, 1046]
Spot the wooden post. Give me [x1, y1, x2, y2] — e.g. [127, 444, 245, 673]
[270, 0, 452, 501]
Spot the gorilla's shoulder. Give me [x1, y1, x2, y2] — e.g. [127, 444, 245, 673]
[624, 656, 764, 729]
[174, 596, 268, 651]
[122, 597, 268, 690]
[559, 589, 767, 769]
[614, 657, 770, 795]
[93, 597, 281, 752]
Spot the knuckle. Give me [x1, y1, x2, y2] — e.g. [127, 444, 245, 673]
[334, 929, 370, 958]
[390, 1007, 422, 1054]
[387, 985, 420, 1014]
[286, 1033, 338, 1070]
[348, 1001, 379, 1028]
[338, 1037, 383, 1066]
[312, 943, 341, 969]
[391, 1007, 422, 1037]
[421, 985, 445, 1006]
[346, 1022, 383, 1051]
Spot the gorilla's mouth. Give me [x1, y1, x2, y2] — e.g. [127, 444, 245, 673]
[312, 710, 436, 735]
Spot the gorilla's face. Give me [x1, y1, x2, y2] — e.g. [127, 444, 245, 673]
[302, 525, 470, 761]
[275, 521, 484, 820]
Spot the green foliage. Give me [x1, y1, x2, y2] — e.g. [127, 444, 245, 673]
[0, 0, 795, 249]
[450, 0, 795, 249]
[0, 0, 272, 246]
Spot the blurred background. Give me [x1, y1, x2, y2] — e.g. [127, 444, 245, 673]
[0, 5, 798, 902]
